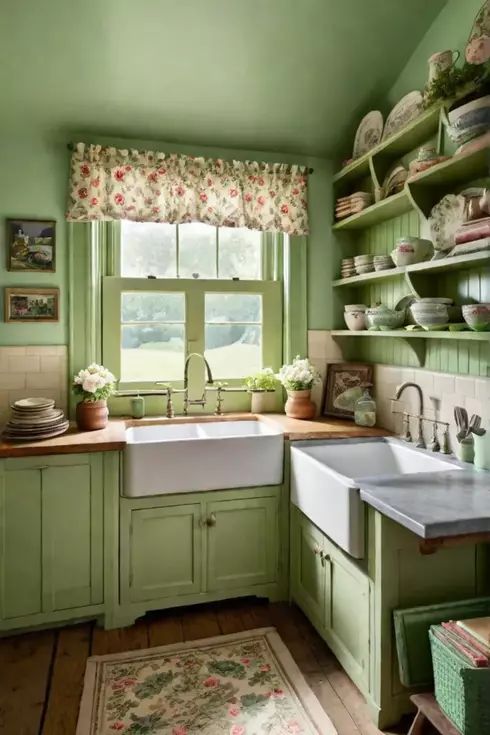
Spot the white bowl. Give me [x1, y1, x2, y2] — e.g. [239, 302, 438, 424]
[344, 312, 367, 331]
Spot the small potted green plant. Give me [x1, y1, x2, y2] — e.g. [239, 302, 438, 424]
[73, 363, 117, 430]
[245, 367, 279, 413]
[277, 356, 320, 420]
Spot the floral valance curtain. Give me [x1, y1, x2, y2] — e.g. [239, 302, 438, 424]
[66, 143, 309, 235]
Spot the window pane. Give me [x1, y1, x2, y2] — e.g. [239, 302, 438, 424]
[204, 293, 262, 378]
[205, 294, 261, 323]
[121, 221, 177, 277]
[178, 223, 216, 278]
[205, 324, 262, 379]
[121, 292, 185, 323]
[218, 227, 261, 279]
[120, 292, 185, 382]
[121, 325, 185, 382]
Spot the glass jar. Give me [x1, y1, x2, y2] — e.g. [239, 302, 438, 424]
[354, 385, 376, 427]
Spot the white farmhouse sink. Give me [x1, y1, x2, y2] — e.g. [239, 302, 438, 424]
[124, 420, 283, 497]
[290, 438, 462, 558]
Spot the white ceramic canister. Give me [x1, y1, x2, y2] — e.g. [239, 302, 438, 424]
[474, 431, 490, 471]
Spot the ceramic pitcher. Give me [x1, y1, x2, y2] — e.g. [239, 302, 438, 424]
[428, 49, 460, 83]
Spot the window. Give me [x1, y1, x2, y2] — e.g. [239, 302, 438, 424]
[103, 221, 282, 389]
[120, 221, 262, 279]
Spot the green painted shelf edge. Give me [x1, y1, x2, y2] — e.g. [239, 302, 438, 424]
[333, 107, 442, 186]
[331, 330, 490, 341]
[333, 190, 412, 231]
[333, 252, 490, 287]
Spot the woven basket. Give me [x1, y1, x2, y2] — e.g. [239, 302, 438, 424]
[430, 626, 490, 735]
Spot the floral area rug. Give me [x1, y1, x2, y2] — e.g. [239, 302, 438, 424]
[77, 627, 337, 735]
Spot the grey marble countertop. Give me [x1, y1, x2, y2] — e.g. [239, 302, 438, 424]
[359, 470, 490, 538]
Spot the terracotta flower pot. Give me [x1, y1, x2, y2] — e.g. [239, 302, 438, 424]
[284, 389, 316, 420]
[76, 399, 109, 431]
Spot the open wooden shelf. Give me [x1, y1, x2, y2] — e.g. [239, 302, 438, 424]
[333, 190, 412, 231]
[333, 251, 490, 287]
[333, 107, 441, 188]
[331, 329, 490, 341]
[408, 145, 490, 217]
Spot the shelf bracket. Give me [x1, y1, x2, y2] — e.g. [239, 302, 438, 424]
[404, 272, 420, 297]
[401, 337, 426, 367]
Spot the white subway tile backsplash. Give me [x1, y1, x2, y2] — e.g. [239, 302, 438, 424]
[455, 376, 475, 399]
[374, 364, 490, 451]
[8, 355, 40, 373]
[0, 346, 68, 414]
[0, 373, 26, 390]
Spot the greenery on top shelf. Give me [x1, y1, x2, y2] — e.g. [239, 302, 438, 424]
[423, 62, 489, 110]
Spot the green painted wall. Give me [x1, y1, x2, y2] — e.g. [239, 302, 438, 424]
[387, 0, 483, 105]
[0, 135, 69, 345]
[0, 131, 332, 350]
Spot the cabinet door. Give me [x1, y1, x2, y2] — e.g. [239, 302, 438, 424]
[0, 467, 42, 619]
[124, 504, 202, 603]
[42, 458, 103, 611]
[324, 541, 370, 688]
[290, 509, 325, 624]
[206, 497, 278, 592]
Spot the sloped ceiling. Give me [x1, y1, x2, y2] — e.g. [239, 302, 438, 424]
[0, 0, 447, 156]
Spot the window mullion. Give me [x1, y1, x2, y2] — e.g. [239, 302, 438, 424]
[176, 224, 180, 278]
[215, 226, 219, 278]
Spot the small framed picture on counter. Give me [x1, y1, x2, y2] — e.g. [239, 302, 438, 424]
[323, 362, 373, 419]
[6, 218, 56, 272]
[4, 287, 60, 323]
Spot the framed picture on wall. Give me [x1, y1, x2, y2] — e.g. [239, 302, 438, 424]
[4, 287, 59, 323]
[323, 362, 373, 419]
[6, 218, 56, 272]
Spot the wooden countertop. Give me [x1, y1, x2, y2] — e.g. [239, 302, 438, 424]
[0, 413, 388, 458]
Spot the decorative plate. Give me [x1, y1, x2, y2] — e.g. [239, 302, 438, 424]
[466, 0, 490, 64]
[13, 397, 55, 410]
[382, 164, 408, 197]
[429, 194, 466, 252]
[382, 91, 424, 141]
[353, 111, 384, 159]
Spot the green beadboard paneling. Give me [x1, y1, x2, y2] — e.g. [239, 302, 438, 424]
[335, 210, 490, 377]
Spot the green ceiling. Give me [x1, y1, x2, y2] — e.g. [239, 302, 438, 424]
[1, 0, 447, 156]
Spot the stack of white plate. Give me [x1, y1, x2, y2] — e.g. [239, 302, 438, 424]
[340, 257, 356, 278]
[3, 398, 69, 442]
[373, 254, 395, 271]
[354, 254, 374, 274]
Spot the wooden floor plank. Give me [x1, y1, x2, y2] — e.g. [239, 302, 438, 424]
[148, 610, 184, 647]
[181, 605, 221, 641]
[41, 624, 91, 735]
[0, 630, 55, 735]
[91, 618, 149, 656]
[0, 601, 408, 735]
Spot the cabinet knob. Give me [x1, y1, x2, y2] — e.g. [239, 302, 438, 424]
[206, 513, 217, 527]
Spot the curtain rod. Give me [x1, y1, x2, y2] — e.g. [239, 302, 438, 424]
[66, 142, 314, 173]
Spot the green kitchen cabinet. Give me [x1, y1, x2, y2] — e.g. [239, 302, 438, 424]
[0, 453, 105, 628]
[119, 486, 282, 615]
[122, 503, 202, 603]
[290, 507, 325, 625]
[323, 533, 370, 689]
[206, 496, 278, 592]
[291, 504, 490, 729]
[290, 506, 370, 690]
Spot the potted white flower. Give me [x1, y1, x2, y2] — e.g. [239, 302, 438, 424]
[277, 356, 320, 419]
[73, 363, 117, 431]
[245, 368, 279, 413]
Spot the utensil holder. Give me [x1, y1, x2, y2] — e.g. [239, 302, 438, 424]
[474, 432, 490, 471]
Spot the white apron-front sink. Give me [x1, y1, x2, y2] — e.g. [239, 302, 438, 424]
[290, 438, 462, 558]
[123, 420, 284, 497]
